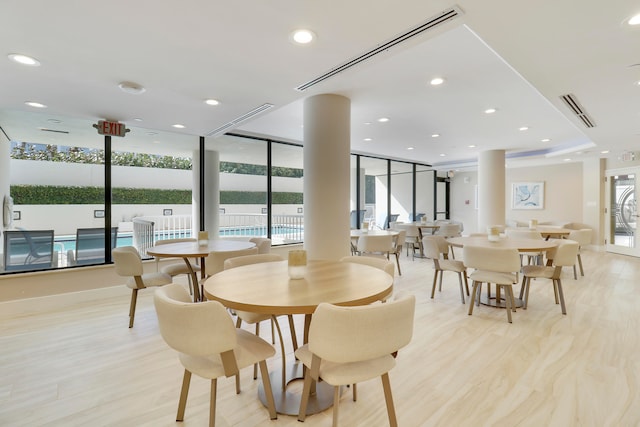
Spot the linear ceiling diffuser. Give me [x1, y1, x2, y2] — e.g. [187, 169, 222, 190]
[206, 103, 274, 137]
[560, 93, 596, 128]
[295, 6, 464, 91]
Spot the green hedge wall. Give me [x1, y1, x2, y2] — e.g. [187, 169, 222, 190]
[10, 185, 303, 205]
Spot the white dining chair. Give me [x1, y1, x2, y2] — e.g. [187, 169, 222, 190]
[463, 245, 522, 323]
[423, 236, 469, 303]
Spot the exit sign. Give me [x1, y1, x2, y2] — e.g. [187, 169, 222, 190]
[93, 120, 129, 137]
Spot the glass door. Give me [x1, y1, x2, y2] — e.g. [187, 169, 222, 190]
[606, 169, 638, 256]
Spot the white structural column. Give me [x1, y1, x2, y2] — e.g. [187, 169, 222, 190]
[303, 94, 351, 260]
[477, 149, 505, 232]
[1, 134, 11, 251]
[192, 149, 220, 238]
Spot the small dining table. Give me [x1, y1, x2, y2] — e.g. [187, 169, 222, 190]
[447, 235, 558, 308]
[203, 259, 394, 415]
[506, 226, 572, 240]
[146, 239, 256, 302]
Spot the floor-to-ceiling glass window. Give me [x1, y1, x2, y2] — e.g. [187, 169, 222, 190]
[415, 165, 435, 221]
[360, 157, 389, 229]
[111, 125, 196, 260]
[208, 134, 268, 239]
[271, 142, 303, 244]
[390, 161, 414, 223]
[3, 111, 106, 271]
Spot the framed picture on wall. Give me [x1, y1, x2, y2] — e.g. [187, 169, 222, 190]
[512, 182, 544, 209]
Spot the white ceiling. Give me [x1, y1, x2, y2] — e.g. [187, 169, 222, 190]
[1, 0, 638, 170]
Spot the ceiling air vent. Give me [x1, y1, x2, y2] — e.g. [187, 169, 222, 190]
[38, 127, 69, 134]
[206, 103, 274, 137]
[560, 93, 596, 128]
[295, 6, 464, 91]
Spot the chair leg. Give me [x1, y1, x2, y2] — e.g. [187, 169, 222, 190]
[258, 360, 278, 420]
[519, 275, 527, 300]
[463, 273, 470, 296]
[288, 315, 299, 352]
[573, 264, 578, 280]
[381, 373, 398, 427]
[395, 252, 401, 276]
[253, 323, 261, 380]
[503, 286, 513, 323]
[332, 386, 341, 427]
[556, 279, 567, 314]
[352, 383, 357, 401]
[468, 281, 479, 315]
[523, 278, 532, 309]
[431, 270, 439, 299]
[578, 253, 584, 276]
[176, 369, 192, 421]
[298, 368, 314, 422]
[457, 273, 465, 304]
[209, 378, 217, 427]
[128, 289, 139, 328]
[438, 268, 444, 292]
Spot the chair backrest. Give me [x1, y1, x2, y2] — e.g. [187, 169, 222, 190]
[462, 245, 521, 273]
[356, 234, 394, 254]
[436, 223, 461, 237]
[568, 229, 592, 246]
[224, 253, 283, 270]
[154, 284, 237, 357]
[3, 229, 54, 271]
[205, 246, 259, 276]
[422, 236, 448, 260]
[339, 255, 395, 277]
[505, 229, 543, 240]
[249, 237, 272, 254]
[112, 246, 143, 277]
[308, 294, 415, 363]
[393, 230, 407, 248]
[397, 223, 420, 238]
[74, 227, 118, 265]
[552, 241, 579, 267]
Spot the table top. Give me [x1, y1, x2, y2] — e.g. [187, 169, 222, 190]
[447, 236, 558, 252]
[146, 240, 256, 258]
[506, 226, 572, 237]
[203, 260, 394, 315]
[350, 229, 399, 237]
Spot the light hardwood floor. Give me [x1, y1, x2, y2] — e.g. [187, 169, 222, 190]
[2, 247, 640, 426]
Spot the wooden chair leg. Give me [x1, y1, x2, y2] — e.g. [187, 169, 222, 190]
[298, 368, 314, 422]
[457, 272, 465, 304]
[503, 286, 513, 323]
[128, 289, 139, 328]
[332, 386, 341, 427]
[573, 264, 578, 280]
[352, 383, 357, 401]
[523, 278, 532, 309]
[578, 253, 584, 276]
[468, 282, 479, 315]
[381, 373, 398, 427]
[556, 279, 567, 314]
[463, 273, 470, 296]
[176, 369, 191, 421]
[209, 378, 217, 427]
[258, 360, 277, 420]
[431, 270, 439, 299]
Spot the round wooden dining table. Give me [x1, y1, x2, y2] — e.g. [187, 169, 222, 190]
[147, 239, 255, 302]
[203, 259, 394, 415]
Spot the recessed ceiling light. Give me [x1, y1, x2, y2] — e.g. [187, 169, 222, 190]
[172, 124, 185, 129]
[439, 153, 446, 157]
[484, 108, 497, 114]
[430, 77, 445, 86]
[601, 150, 610, 154]
[468, 145, 476, 148]
[431, 133, 440, 138]
[133, 118, 143, 122]
[377, 117, 390, 123]
[627, 13, 640, 26]
[118, 81, 145, 95]
[635, 80, 640, 86]
[25, 101, 46, 108]
[564, 158, 572, 162]
[364, 122, 372, 125]
[205, 99, 220, 106]
[407, 147, 415, 150]
[291, 29, 316, 44]
[519, 126, 529, 131]
[8, 53, 40, 66]
[541, 138, 551, 142]
[363, 138, 372, 142]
